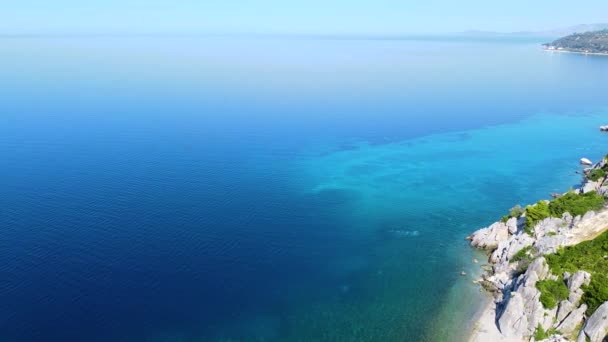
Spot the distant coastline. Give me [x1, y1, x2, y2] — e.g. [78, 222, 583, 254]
[542, 46, 608, 57]
[542, 29, 608, 56]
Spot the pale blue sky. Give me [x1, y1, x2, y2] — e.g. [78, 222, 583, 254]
[3, 0, 607, 34]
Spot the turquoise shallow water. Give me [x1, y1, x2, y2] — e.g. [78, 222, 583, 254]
[290, 111, 608, 341]
[0, 36, 607, 341]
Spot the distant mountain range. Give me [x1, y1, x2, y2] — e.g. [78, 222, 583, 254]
[522, 23, 608, 37]
[462, 23, 608, 38]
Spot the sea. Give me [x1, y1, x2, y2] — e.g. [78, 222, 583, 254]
[1, 34, 607, 341]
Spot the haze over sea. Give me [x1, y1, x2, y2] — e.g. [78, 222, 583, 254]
[1, 35, 608, 341]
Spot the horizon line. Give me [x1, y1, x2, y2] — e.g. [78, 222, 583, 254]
[0, 30, 559, 40]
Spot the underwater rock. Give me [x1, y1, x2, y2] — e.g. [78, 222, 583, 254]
[387, 229, 420, 238]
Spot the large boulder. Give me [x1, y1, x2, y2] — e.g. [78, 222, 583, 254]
[490, 233, 534, 264]
[568, 288, 585, 306]
[582, 180, 600, 193]
[506, 216, 519, 234]
[534, 217, 567, 239]
[557, 304, 587, 335]
[525, 257, 550, 281]
[468, 221, 509, 250]
[536, 234, 569, 255]
[556, 300, 576, 323]
[497, 258, 550, 337]
[578, 301, 608, 342]
[498, 292, 528, 337]
[567, 271, 591, 292]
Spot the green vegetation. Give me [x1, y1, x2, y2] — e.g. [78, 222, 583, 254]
[587, 169, 607, 182]
[533, 324, 559, 340]
[546, 230, 608, 315]
[525, 201, 550, 235]
[582, 274, 608, 316]
[534, 324, 548, 340]
[548, 191, 605, 217]
[501, 205, 525, 223]
[510, 246, 533, 263]
[509, 205, 525, 218]
[536, 279, 569, 309]
[546, 232, 608, 315]
[511, 246, 535, 275]
[524, 192, 605, 235]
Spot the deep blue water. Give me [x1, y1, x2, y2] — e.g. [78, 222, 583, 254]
[1, 36, 608, 341]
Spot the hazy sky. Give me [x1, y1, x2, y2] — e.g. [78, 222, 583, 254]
[3, 0, 608, 34]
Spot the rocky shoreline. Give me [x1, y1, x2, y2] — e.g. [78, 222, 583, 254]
[467, 156, 608, 341]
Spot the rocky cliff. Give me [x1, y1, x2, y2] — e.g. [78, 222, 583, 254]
[468, 157, 608, 342]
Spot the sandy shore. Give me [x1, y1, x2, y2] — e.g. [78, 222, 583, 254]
[468, 297, 523, 342]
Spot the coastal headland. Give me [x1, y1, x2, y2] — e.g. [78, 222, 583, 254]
[543, 30, 608, 56]
[468, 134, 608, 342]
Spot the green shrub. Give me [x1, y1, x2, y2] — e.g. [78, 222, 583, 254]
[534, 324, 548, 340]
[501, 205, 525, 223]
[582, 274, 608, 315]
[536, 279, 569, 309]
[525, 201, 550, 235]
[546, 230, 608, 315]
[548, 191, 605, 217]
[522, 192, 605, 235]
[510, 246, 533, 263]
[587, 169, 607, 182]
[534, 325, 559, 340]
[509, 205, 525, 218]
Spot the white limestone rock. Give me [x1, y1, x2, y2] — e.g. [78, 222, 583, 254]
[536, 234, 569, 255]
[582, 180, 600, 193]
[567, 271, 591, 292]
[534, 217, 567, 239]
[598, 186, 608, 197]
[506, 216, 519, 234]
[498, 292, 528, 337]
[557, 300, 575, 323]
[468, 221, 509, 250]
[569, 288, 585, 306]
[557, 304, 587, 335]
[497, 258, 550, 337]
[542, 306, 558, 331]
[578, 301, 608, 342]
[490, 232, 534, 264]
[538, 335, 569, 342]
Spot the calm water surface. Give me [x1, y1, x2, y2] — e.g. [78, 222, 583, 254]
[1, 36, 608, 341]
